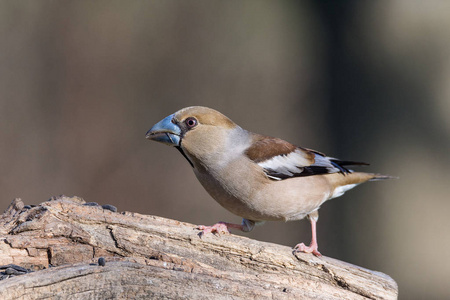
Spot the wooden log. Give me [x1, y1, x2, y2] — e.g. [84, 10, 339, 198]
[0, 197, 398, 299]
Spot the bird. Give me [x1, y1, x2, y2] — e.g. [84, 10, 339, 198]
[146, 106, 392, 256]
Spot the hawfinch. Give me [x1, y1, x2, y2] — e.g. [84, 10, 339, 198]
[146, 106, 391, 256]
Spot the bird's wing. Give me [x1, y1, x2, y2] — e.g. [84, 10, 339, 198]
[245, 136, 368, 180]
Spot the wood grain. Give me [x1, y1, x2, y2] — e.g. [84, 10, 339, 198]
[0, 197, 398, 299]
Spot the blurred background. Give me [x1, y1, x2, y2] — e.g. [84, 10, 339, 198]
[1, 1, 449, 298]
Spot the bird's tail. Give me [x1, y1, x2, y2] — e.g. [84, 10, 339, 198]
[326, 172, 397, 189]
[369, 174, 398, 181]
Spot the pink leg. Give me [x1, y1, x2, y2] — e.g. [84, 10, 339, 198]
[294, 216, 322, 257]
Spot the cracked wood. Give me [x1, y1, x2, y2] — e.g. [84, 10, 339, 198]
[0, 197, 398, 299]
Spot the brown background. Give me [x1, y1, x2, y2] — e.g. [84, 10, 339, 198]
[1, 1, 449, 299]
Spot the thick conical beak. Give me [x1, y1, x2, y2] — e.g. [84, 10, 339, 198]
[146, 114, 181, 146]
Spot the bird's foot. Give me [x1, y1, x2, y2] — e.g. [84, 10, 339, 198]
[293, 242, 322, 257]
[197, 222, 233, 237]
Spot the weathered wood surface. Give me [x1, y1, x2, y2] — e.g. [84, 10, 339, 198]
[0, 197, 398, 299]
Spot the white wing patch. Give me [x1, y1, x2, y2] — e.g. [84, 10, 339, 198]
[257, 149, 311, 178]
[257, 149, 345, 180]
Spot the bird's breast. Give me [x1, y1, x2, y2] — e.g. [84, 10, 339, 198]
[191, 157, 330, 222]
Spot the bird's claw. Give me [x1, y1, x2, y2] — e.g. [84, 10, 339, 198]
[197, 222, 231, 237]
[293, 242, 322, 257]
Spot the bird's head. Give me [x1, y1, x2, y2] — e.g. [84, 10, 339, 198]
[146, 106, 243, 166]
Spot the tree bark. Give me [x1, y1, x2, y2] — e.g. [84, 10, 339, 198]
[0, 197, 398, 299]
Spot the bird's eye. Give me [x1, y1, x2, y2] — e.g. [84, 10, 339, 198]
[185, 117, 198, 128]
